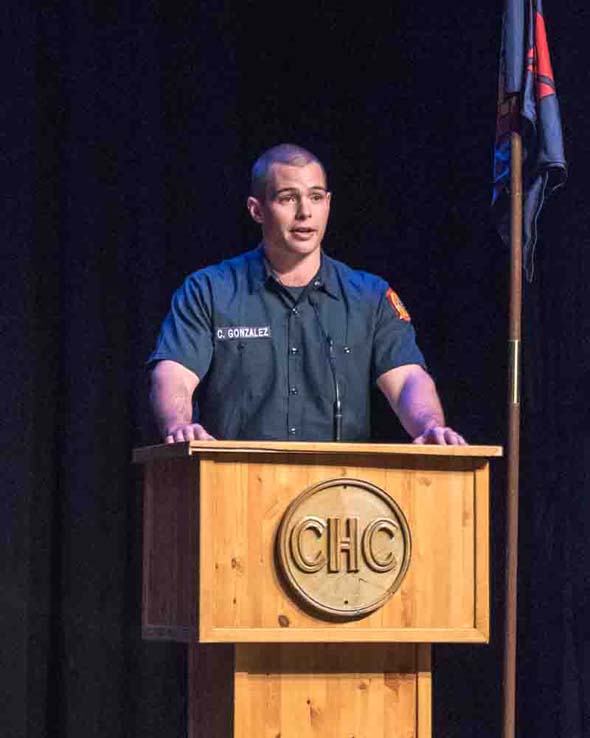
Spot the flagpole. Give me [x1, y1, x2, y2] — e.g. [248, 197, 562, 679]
[503, 124, 523, 738]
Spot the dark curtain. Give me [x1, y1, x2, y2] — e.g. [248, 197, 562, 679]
[3, 2, 587, 736]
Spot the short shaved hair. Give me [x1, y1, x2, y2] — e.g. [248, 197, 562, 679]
[251, 143, 327, 200]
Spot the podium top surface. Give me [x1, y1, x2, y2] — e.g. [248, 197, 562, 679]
[133, 440, 502, 464]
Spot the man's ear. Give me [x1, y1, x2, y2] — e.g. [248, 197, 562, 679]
[247, 196, 264, 224]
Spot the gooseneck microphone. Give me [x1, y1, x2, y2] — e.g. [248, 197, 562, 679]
[309, 291, 343, 441]
[327, 337, 343, 441]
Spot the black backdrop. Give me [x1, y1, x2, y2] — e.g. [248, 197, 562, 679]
[3, 2, 588, 736]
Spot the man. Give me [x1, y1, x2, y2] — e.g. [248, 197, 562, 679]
[149, 143, 465, 445]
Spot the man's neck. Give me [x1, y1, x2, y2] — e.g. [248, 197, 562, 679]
[262, 245, 321, 287]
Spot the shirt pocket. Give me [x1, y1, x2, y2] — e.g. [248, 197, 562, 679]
[209, 324, 276, 395]
[235, 338, 276, 398]
[207, 340, 244, 399]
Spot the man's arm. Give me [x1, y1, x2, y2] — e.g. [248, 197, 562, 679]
[376, 364, 466, 445]
[150, 359, 215, 443]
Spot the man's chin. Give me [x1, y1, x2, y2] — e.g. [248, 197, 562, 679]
[263, 236, 323, 261]
[285, 236, 321, 255]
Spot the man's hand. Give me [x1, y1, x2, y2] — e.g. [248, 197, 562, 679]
[164, 423, 215, 444]
[413, 425, 467, 445]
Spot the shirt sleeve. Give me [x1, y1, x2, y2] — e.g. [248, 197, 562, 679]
[371, 285, 427, 382]
[147, 273, 213, 379]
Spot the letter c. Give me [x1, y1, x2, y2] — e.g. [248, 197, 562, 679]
[362, 518, 399, 572]
[290, 516, 327, 573]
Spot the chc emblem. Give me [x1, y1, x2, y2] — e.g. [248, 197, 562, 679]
[276, 478, 411, 619]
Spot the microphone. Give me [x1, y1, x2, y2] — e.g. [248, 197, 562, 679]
[309, 291, 343, 441]
[327, 337, 343, 442]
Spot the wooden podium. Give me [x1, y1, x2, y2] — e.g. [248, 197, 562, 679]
[133, 441, 501, 737]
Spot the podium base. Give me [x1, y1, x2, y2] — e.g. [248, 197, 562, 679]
[188, 643, 431, 738]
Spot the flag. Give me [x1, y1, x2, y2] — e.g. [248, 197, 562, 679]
[493, 0, 567, 279]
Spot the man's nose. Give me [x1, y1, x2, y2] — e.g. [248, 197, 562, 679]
[296, 197, 312, 218]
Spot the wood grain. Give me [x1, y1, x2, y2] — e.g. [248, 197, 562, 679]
[474, 463, 491, 640]
[133, 440, 502, 464]
[132, 445, 498, 738]
[198, 453, 490, 643]
[234, 643, 429, 738]
[142, 458, 198, 641]
[417, 645, 432, 738]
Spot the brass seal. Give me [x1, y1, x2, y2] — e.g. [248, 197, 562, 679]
[276, 478, 411, 619]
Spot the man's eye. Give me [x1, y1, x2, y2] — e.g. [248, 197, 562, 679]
[311, 193, 325, 202]
[279, 195, 296, 203]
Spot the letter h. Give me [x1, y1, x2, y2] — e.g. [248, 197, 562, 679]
[328, 517, 360, 573]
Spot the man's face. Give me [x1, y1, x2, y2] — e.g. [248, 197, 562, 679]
[247, 162, 331, 258]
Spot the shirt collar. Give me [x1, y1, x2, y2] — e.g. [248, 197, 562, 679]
[247, 245, 270, 293]
[315, 253, 341, 299]
[247, 244, 341, 300]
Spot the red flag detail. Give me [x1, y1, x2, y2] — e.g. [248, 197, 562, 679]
[527, 12, 556, 99]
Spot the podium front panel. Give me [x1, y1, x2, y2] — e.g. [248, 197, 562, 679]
[196, 449, 490, 643]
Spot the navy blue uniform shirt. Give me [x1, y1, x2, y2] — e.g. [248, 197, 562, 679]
[148, 246, 426, 441]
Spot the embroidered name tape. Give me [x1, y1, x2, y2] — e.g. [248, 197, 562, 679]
[216, 326, 272, 340]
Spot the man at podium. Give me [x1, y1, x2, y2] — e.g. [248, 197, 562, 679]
[148, 144, 465, 446]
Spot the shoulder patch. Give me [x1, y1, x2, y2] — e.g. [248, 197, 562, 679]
[385, 287, 411, 322]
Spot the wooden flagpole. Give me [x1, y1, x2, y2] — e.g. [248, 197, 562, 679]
[502, 125, 523, 738]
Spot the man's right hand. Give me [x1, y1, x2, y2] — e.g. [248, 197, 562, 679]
[164, 423, 215, 443]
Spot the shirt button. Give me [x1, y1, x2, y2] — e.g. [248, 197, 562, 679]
[313, 279, 321, 288]
[291, 306, 299, 315]
[344, 346, 351, 353]
[290, 386, 298, 395]
[289, 426, 297, 435]
[290, 346, 299, 355]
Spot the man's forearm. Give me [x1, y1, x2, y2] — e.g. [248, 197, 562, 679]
[377, 365, 444, 438]
[394, 371, 445, 439]
[377, 365, 465, 445]
[150, 383, 193, 437]
[149, 360, 199, 437]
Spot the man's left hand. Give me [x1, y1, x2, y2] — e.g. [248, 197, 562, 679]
[413, 426, 467, 445]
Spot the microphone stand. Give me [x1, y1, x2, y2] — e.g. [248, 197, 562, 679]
[309, 293, 343, 442]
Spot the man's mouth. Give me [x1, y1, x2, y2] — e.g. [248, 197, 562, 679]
[291, 227, 316, 234]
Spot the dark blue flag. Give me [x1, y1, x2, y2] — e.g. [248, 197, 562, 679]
[493, 0, 567, 279]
